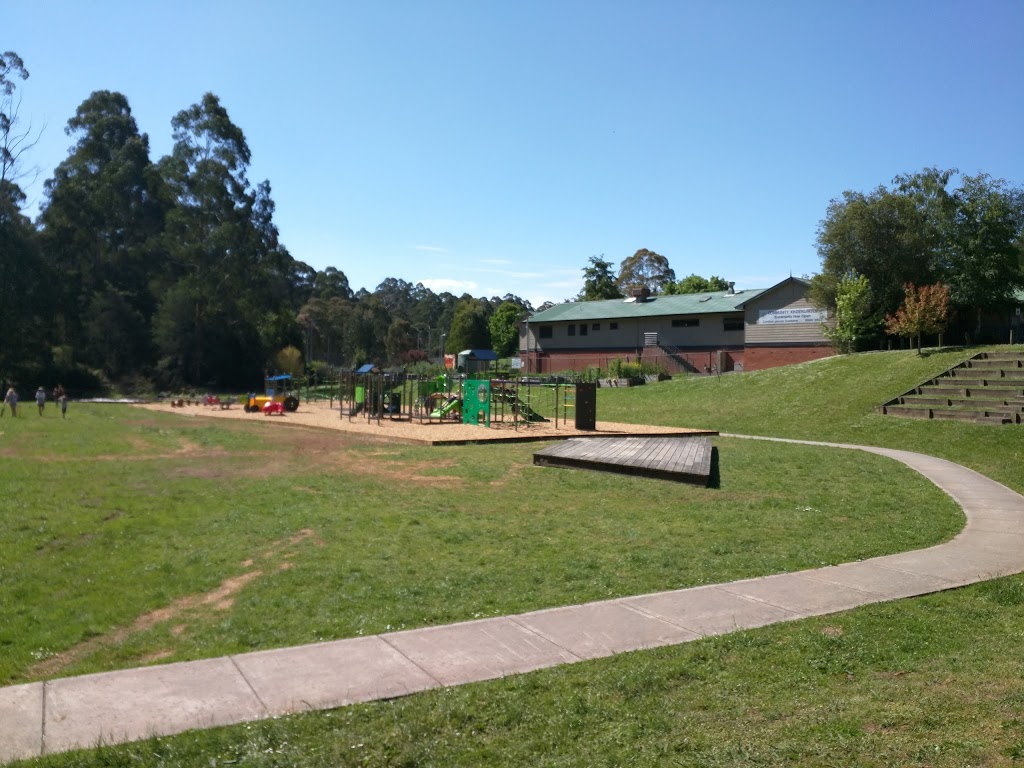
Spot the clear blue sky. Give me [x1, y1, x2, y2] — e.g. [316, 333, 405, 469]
[9, 1, 1024, 308]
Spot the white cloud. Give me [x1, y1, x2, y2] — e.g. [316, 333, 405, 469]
[419, 277, 479, 295]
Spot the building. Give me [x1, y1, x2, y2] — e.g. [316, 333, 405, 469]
[521, 278, 833, 374]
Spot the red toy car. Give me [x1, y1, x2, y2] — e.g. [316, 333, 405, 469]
[262, 401, 285, 416]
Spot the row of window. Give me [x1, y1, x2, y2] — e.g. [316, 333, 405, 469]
[537, 318, 744, 338]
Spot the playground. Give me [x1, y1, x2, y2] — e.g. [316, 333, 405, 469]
[142, 368, 718, 444]
[141, 396, 706, 445]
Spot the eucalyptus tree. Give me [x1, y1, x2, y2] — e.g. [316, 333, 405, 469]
[0, 50, 41, 189]
[156, 93, 297, 386]
[38, 90, 168, 377]
[0, 179, 47, 379]
[616, 248, 675, 295]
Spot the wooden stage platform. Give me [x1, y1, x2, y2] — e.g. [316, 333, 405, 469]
[533, 436, 713, 486]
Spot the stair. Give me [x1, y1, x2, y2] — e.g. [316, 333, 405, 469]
[879, 351, 1024, 425]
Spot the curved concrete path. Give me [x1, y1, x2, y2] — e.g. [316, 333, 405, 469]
[3, 437, 1024, 763]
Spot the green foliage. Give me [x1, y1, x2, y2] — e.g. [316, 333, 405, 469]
[384, 317, 416, 365]
[814, 168, 1024, 343]
[578, 254, 622, 300]
[672, 274, 731, 294]
[488, 301, 523, 357]
[823, 272, 876, 353]
[446, 298, 490, 352]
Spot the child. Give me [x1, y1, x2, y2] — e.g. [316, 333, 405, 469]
[36, 386, 46, 416]
[54, 384, 68, 419]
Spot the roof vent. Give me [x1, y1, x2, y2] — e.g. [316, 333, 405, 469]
[728, 282, 735, 295]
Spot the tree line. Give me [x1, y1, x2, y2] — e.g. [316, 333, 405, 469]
[809, 167, 1024, 349]
[0, 53, 534, 391]
[4, 49, 1021, 391]
[578, 248, 731, 300]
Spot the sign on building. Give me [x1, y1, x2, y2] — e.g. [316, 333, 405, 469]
[757, 308, 827, 325]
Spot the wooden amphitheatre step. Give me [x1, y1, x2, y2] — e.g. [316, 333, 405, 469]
[898, 394, 1024, 411]
[879, 404, 1020, 425]
[879, 350, 1024, 425]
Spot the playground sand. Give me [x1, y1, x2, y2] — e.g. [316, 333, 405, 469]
[136, 400, 713, 445]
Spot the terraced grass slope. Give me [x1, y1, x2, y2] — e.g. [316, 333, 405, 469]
[596, 345, 1024, 492]
[879, 350, 1024, 424]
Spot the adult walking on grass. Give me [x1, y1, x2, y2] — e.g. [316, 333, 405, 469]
[3, 387, 17, 417]
[36, 386, 46, 416]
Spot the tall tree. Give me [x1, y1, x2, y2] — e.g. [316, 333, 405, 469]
[39, 91, 168, 377]
[384, 318, 417, 365]
[0, 51, 41, 189]
[946, 174, 1024, 337]
[811, 169, 1024, 343]
[810, 185, 937, 322]
[616, 249, 675, 295]
[579, 255, 622, 300]
[0, 179, 48, 380]
[446, 298, 490, 352]
[156, 93, 297, 386]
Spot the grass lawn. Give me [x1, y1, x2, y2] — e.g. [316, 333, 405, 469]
[6, 345, 1024, 766]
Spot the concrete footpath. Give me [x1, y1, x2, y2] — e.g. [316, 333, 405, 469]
[4, 437, 1024, 763]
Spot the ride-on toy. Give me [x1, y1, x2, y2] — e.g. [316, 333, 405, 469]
[245, 374, 299, 413]
[262, 401, 285, 416]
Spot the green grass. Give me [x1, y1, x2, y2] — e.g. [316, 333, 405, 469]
[598, 345, 1024, 492]
[0, 404, 958, 685]
[6, 346, 1024, 767]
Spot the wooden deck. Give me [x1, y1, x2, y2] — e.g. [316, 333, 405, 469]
[533, 436, 713, 486]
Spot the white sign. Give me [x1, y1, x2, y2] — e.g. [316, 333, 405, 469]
[757, 308, 827, 325]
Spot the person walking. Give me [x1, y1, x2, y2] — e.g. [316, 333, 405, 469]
[36, 386, 46, 416]
[4, 387, 17, 417]
[53, 384, 68, 419]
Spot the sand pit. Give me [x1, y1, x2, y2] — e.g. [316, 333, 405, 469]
[136, 400, 715, 445]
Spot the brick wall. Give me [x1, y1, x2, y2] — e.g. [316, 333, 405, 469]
[744, 345, 834, 371]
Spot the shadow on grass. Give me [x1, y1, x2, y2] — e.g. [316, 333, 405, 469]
[708, 446, 720, 489]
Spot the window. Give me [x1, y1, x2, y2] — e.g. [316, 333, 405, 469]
[568, 324, 576, 337]
[539, 326, 552, 339]
[579, 323, 588, 336]
[672, 318, 700, 328]
[724, 317, 744, 332]
[592, 323, 601, 331]
[610, 322, 618, 330]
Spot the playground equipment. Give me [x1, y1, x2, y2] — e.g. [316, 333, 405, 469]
[245, 374, 299, 413]
[332, 367, 594, 431]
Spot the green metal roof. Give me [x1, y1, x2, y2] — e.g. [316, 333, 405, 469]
[527, 289, 767, 323]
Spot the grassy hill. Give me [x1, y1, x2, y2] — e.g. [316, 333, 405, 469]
[10, 346, 1024, 767]
[599, 346, 1024, 492]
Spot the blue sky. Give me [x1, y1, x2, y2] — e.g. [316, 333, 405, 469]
[9, 1, 1024, 308]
